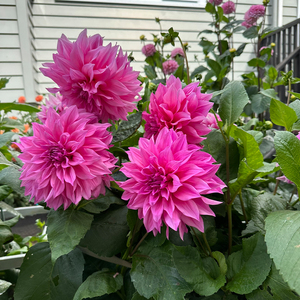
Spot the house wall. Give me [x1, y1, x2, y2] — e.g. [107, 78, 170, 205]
[0, 0, 299, 101]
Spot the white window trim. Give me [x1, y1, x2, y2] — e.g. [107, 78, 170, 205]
[56, 0, 206, 9]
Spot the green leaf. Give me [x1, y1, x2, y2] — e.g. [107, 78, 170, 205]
[236, 43, 247, 56]
[265, 210, 300, 295]
[0, 215, 19, 227]
[289, 91, 300, 99]
[270, 99, 298, 131]
[47, 208, 94, 262]
[268, 67, 278, 81]
[132, 291, 148, 300]
[205, 2, 215, 13]
[112, 112, 142, 143]
[231, 127, 263, 169]
[246, 263, 300, 299]
[0, 166, 25, 196]
[191, 65, 208, 79]
[219, 81, 249, 126]
[202, 130, 239, 182]
[0, 184, 12, 201]
[248, 58, 266, 68]
[0, 78, 9, 90]
[14, 243, 85, 300]
[144, 65, 157, 80]
[0, 132, 14, 148]
[80, 205, 129, 257]
[0, 279, 12, 295]
[81, 189, 124, 214]
[226, 232, 272, 294]
[260, 89, 280, 100]
[73, 270, 123, 300]
[173, 246, 226, 296]
[289, 100, 300, 130]
[0, 103, 40, 113]
[243, 26, 259, 39]
[0, 225, 13, 248]
[274, 131, 300, 189]
[251, 94, 271, 114]
[206, 59, 222, 76]
[131, 241, 192, 300]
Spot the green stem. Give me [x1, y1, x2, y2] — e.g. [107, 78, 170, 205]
[287, 79, 292, 106]
[273, 179, 280, 195]
[239, 192, 248, 224]
[202, 232, 213, 257]
[227, 203, 232, 255]
[130, 232, 149, 257]
[289, 186, 298, 203]
[116, 290, 125, 300]
[191, 227, 209, 255]
[291, 198, 299, 207]
[178, 36, 190, 84]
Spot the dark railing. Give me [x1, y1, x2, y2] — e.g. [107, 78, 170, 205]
[262, 18, 300, 101]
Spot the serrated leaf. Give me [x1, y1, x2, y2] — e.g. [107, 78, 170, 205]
[47, 208, 94, 262]
[131, 241, 192, 300]
[0, 78, 9, 90]
[243, 26, 259, 39]
[191, 66, 209, 79]
[81, 189, 124, 214]
[265, 210, 300, 295]
[144, 65, 157, 80]
[251, 94, 271, 114]
[14, 243, 84, 300]
[80, 205, 129, 257]
[226, 232, 272, 294]
[260, 89, 280, 100]
[270, 99, 297, 131]
[112, 112, 142, 143]
[274, 131, 300, 189]
[173, 246, 226, 296]
[73, 270, 123, 300]
[248, 58, 266, 68]
[219, 81, 249, 126]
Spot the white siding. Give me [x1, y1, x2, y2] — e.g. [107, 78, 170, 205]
[0, 1, 24, 103]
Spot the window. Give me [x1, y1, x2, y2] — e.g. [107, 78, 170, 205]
[56, 0, 206, 9]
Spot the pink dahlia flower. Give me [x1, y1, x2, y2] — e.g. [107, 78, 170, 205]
[17, 106, 117, 210]
[162, 60, 179, 75]
[209, 0, 223, 6]
[202, 112, 221, 129]
[222, 1, 235, 14]
[37, 93, 66, 123]
[120, 128, 225, 239]
[40, 29, 142, 123]
[171, 48, 185, 59]
[248, 5, 265, 19]
[241, 21, 255, 29]
[142, 44, 156, 57]
[259, 46, 274, 56]
[244, 10, 257, 26]
[143, 75, 213, 144]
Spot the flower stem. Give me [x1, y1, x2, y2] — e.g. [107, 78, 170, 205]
[191, 227, 209, 256]
[130, 232, 149, 257]
[239, 191, 248, 224]
[227, 203, 232, 255]
[178, 36, 190, 84]
[202, 232, 213, 257]
[287, 79, 292, 106]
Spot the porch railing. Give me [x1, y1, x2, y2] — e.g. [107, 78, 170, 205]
[262, 18, 300, 101]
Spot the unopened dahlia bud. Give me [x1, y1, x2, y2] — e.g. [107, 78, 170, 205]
[140, 35, 145, 40]
[229, 48, 236, 53]
[271, 42, 276, 47]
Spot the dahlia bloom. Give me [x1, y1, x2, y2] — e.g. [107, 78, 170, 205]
[37, 93, 66, 123]
[222, 1, 235, 14]
[209, 0, 223, 5]
[142, 44, 156, 57]
[143, 75, 213, 144]
[244, 10, 257, 26]
[242, 21, 255, 29]
[162, 60, 179, 75]
[120, 128, 225, 239]
[248, 5, 265, 19]
[202, 113, 221, 129]
[259, 46, 274, 56]
[171, 48, 185, 59]
[40, 29, 142, 122]
[17, 105, 117, 210]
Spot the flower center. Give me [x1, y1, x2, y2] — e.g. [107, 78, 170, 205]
[49, 146, 66, 163]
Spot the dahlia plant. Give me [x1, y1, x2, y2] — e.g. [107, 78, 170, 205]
[1, 9, 300, 300]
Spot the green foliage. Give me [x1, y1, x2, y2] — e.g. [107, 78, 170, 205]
[265, 211, 300, 295]
[226, 233, 272, 294]
[47, 208, 94, 262]
[73, 270, 123, 300]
